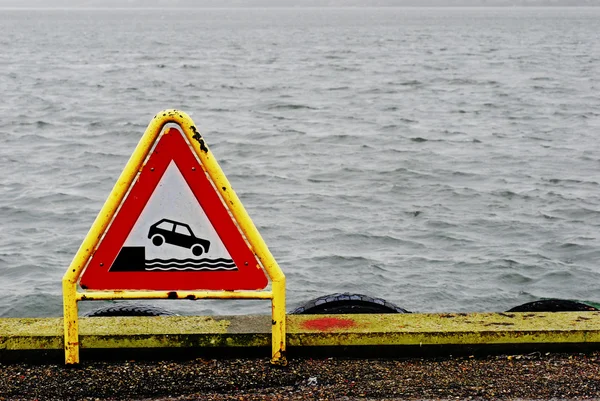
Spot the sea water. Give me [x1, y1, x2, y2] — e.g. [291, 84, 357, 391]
[0, 7, 599, 317]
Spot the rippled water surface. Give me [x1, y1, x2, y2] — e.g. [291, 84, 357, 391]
[1, 7, 599, 317]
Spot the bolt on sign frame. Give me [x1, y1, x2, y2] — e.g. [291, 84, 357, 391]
[62, 110, 286, 365]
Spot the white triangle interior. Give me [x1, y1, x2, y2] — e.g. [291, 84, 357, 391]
[122, 160, 234, 262]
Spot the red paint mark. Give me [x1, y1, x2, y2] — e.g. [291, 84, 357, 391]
[302, 317, 357, 331]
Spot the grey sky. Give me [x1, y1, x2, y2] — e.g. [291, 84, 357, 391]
[0, 0, 598, 7]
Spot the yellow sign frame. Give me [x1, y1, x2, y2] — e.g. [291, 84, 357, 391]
[62, 110, 286, 365]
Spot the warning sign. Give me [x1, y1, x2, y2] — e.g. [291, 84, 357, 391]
[63, 110, 286, 367]
[79, 126, 268, 291]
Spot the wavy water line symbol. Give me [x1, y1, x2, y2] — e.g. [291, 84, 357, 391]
[144, 257, 237, 271]
[145, 265, 238, 271]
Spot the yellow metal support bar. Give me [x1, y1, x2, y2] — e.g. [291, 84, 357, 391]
[77, 291, 274, 301]
[62, 110, 286, 365]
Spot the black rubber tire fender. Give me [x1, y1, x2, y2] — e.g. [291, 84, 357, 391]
[85, 303, 177, 317]
[290, 292, 410, 314]
[507, 299, 598, 312]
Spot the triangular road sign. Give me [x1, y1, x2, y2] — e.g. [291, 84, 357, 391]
[79, 126, 268, 291]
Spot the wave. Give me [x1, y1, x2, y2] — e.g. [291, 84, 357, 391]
[267, 103, 317, 110]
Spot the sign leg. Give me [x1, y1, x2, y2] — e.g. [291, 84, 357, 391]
[271, 277, 287, 366]
[62, 279, 80, 364]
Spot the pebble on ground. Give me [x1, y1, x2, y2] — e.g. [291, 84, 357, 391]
[1, 352, 600, 400]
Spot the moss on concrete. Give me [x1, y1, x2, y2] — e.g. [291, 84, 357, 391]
[1, 312, 600, 358]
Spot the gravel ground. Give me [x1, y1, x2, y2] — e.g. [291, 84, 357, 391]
[1, 352, 600, 400]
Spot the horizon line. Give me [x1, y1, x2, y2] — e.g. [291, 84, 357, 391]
[1, 5, 599, 9]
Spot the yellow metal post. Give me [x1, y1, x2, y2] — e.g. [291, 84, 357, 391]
[271, 276, 287, 365]
[62, 279, 79, 364]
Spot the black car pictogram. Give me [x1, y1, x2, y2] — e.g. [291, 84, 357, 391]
[147, 219, 211, 256]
